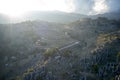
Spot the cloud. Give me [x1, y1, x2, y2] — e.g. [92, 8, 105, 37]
[92, 0, 108, 14]
[65, 0, 76, 12]
[0, 0, 120, 16]
[67, 0, 120, 15]
[70, 0, 108, 14]
[67, 0, 94, 14]
[107, 0, 120, 12]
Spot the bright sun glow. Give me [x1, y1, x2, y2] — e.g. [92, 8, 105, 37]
[93, 0, 108, 14]
[0, 0, 109, 17]
[0, 0, 74, 17]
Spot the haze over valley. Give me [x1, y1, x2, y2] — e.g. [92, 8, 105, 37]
[0, 0, 120, 80]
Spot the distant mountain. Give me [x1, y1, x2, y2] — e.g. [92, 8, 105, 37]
[92, 12, 120, 20]
[23, 11, 88, 23]
[0, 11, 120, 24]
[0, 11, 88, 24]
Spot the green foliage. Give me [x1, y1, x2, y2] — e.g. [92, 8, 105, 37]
[43, 47, 59, 58]
[97, 33, 120, 45]
[62, 50, 72, 57]
[15, 76, 22, 80]
[36, 76, 43, 80]
[23, 67, 34, 76]
[110, 77, 115, 80]
[61, 71, 68, 79]
[92, 64, 99, 73]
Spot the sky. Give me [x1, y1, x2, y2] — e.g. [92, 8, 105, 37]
[0, 0, 120, 17]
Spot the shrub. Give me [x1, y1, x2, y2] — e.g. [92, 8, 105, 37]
[23, 67, 34, 76]
[92, 64, 99, 73]
[43, 47, 59, 58]
[97, 33, 120, 45]
[62, 50, 72, 57]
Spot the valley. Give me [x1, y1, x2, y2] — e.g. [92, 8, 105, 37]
[0, 17, 120, 80]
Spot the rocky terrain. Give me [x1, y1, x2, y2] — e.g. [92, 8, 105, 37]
[0, 17, 120, 80]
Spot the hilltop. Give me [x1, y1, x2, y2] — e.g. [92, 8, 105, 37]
[0, 11, 120, 24]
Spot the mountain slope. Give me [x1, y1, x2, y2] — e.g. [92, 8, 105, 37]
[0, 11, 120, 24]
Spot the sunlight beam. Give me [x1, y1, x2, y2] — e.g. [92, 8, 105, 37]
[0, 0, 75, 17]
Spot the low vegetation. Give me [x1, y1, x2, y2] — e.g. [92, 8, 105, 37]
[0, 17, 120, 80]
